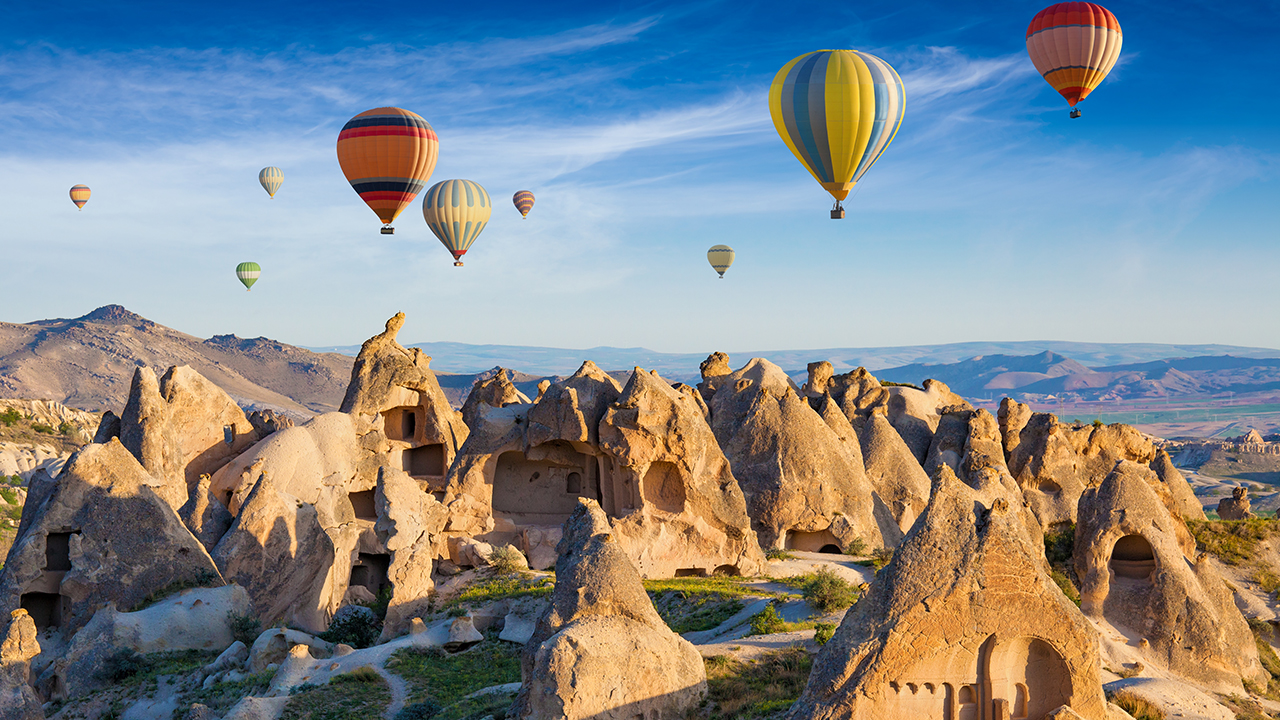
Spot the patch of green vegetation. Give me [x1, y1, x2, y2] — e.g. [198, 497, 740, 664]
[488, 546, 526, 575]
[1187, 518, 1280, 566]
[704, 646, 813, 719]
[744, 602, 820, 637]
[789, 568, 859, 614]
[172, 670, 275, 719]
[97, 648, 214, 686]
[58, 421, 75, 436]
[1247, 618, 1280, 700]
[446, 572, 554, 609]
[127, 570, 222, 612]
[813, 622, 836, 646]
[870, 547, 894, 570]
[844, 537, 868, 556]
[318, 607, 381, 649]
[228, 611, 262, 646]
[388, 639, 522, 706]
[434, 689, 518, 720]
[0, 409, 21, 426]
[1044, 523, 1075, 565]
[280, 667, 390, 720]
[1216, 693, 1273, 720]
[0, 487, 16, 505]
[1106, 689, 1165, 720]
[30, 423, 55, 434]
[650, 589, 744, 634]
[642, 575, 789, 600]
[1049, 569, 1081, 607]
[765, 548, 795, 561]
[879, 380, 922, 390]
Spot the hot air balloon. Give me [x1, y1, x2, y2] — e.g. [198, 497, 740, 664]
[422, 179, 491, 267]
[769, 50, 906, 219]
[69, 185, 90, 210]
[337, 107, 439, 234]
[259, 167, 283, 198]
[236, 262, 261, 291]
[513, 190, 535, 218]
[707, 245, 735, 278]
[1026, 3, 1123, 118]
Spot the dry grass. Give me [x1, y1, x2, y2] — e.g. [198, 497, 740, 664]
[1106, 689, 1165, 720]
[704, 646, 812, 719]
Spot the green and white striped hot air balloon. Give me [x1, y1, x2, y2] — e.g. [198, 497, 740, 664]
[707, 245, 734, 278]
[236, 262, 261, 291]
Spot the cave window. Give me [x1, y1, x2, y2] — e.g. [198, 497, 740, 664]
[349, 490, 377, 521]
[959, 685, 976, 704]
[349, 553, 391, 597]
[20, 592, 63, 631]
[45, 532, 75, 572]
[566, 472, 582, 494]
[641, 461, 686, 513]
[404, 444, 445, 477]
[674, 568, 707, 577]
[1110, 534, 1157, 580]
[383, 407, 419, 443]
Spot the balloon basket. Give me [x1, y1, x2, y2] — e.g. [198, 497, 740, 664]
[831, 205, 845, 220]
[454, 261, 464, 267]
[1070, 109, 1082, 119]
[381, 226, 395, 235]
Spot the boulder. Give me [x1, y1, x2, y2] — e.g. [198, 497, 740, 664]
[0, 440, 222, 640]
[1075, 461, 1267, 692]
[445, 616, 483, 651]
[510, 500, 706, 720]
[0, 610, 42, 720]
[204, 640, 249, 675]
[788, 465, 1108, 719]
[708, 357, 889, 551]
[859, 412, 931, 534]
[117, 365, 263, 512]
[247, 628, 333, 673]
[1218, 486, 1254, 520]
[462, 369, 531, 430]
[695, 351, 733, 402]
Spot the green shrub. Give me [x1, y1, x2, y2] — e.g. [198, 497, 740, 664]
[489, 546, 526, 575]
[748, 603, 785, 636]
[813, 622, 836, 646]
[58, 422, 75, 436]
[0, 487, 16, 505]
[31, 423, 55, 434]
[0, 409, 20, 426]
[98, 649, 149, 682]
[1050, 569, 1081, 607]
[319, 606, 381, 649]
[704, 646, 812, 719]
[395, 700, 442, 720]
[1044, 524, 1075, 566]
[844, 537, 867, 556]
[765, 548, 795, 561]
[870, 548, 894, 570]
[334, 666, 382, 683]
[799, 568, 859, 614]
[1092, 419, 1104, 428]
[228, 611, 262, 646]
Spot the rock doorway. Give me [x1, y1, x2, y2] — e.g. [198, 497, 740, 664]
[492, 448, 596, 525]
[990, 636, 1072, 720]
[641, 461, 686, 513]
[403, 443, 446, 477]
[784, 529, 843, 553]
[46, 531, 74, 571]
[383, 406, 419, 443]
[1110, 534, 1157, 581]
[349, 553, 391, 597]
[20, 592, 65, 631]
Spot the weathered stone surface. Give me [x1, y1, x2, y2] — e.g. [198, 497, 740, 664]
[445, 616, 483, 651]
[789, 465, 1108, 720]
[118, 365, 263, 512]
[695, 351, 733, 402]
[1008, 414, 1157, 529]
[827, 367, 890, 430]
[375, 466, 447, 640]
[179, 474, 234, 554]
[247, 628, 333, 673]
[1149, 450, 1205, 521]
[709, 358, 890, 551]
[510, 500, 706, 720]
[92, 411, 121, 444]
[885, 379, 971, 463]
[0, 610, 42, 720]
[998, 397, 1033, 456]
[1218, 486, 1254, 520]
[525, 362, 621, 448]
[1075, 461, 1266, 692]
[462, 369, 531, 430]
[859, 413, 931, 534]
[0, 440, 222, 640]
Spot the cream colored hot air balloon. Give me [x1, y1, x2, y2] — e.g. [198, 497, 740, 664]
[258, 167, 283, 198]
[707, 245, 734, 278]
[422, 179, 491, 267]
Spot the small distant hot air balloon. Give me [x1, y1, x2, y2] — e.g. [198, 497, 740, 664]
[258, 167, 283, 198]
[236, 262, 261, 291]
[69, 185, 91, 210]
[1026, 3, 1123, 118]
[513, 190, 535, 218]
[769, 50, 906, 219]
[337, 107, 439, 234]
[422, 179, 491, 267]
[707, 245, 735, 278]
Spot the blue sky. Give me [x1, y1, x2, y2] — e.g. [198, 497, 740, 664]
[1, 0, 1277, 353]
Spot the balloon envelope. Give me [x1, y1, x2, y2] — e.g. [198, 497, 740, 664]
[423, 179, 492, 266]
[258, 167, 283, 198]
[337, 107, 439, 227]
[1026, 3, 1122, 108]
[769, 50, 905, 203]
[707, 245, 735, 278]
[69, 184, 90, 210]
[513, 190, 535, 218]
[236, 262, 261, 291]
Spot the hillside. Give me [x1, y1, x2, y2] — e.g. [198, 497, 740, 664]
[0, 305, 354, 416]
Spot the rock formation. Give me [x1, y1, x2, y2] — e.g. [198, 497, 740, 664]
[1217, 486, 1254, 520]
[790, 464, 1108, 719]
[859, 412, 931, 533]
[1075, 461, 1267, 692]
[0, 440, 222, 639]
[885, 379, 971, 463]
[443, 363, 765, 577]
[510, 499, 706, 720]
[825, 367, 890, 430]
[1149, 449, 1205, 521]
[375, 466, 447, 639]
[0, 610, 41, 720]
[708, 357, 892, 551]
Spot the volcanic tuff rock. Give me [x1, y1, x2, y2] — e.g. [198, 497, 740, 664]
[824, 366, 891, 430]
[462, 368, 532, 429]
[375, 466, 447, 640]
[789, 463, 1108, 720]
[1075, 461, 1267, 692]
[708, 357, 892, 551]
[859, 412, 931, 533]
[0, 440, 222, 639]
[0, 610, 41, 720]
[1149, 449, 1205, 520]
[510, 499, 706, 720]
[885, 379, 972, 463]
[1218, 486, 1254, 520]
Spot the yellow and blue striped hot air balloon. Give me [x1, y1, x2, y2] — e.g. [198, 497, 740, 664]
[69, 184, 91, 210]
[422, 179, 492, 267]
[236, 262, 261, 291]
[512, 190, 535, 218]
[707, 245, 735, 278]
[769, 50, 906, 219]
[258, 167, 283, 198]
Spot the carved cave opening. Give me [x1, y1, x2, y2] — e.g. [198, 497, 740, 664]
[641, 461, 686, 513]
[493, 448, 597, 524]
[785, 529, 843, 554]
[1110, 534, 1157, 580]
[383, 406, 419, 443]
[404, 443, 446, 477]
[20, 592, 65, 631]
[45, 531, 75, 571]
[349, 553, 391, 597]
[349, 490, 377, 521]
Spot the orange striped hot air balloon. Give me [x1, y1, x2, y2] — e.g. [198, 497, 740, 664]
[69, 184, 90, 210]
[336, 107, 439, 234]
[1026, 3, 1123, 118]
[512, 190, 535, 218]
